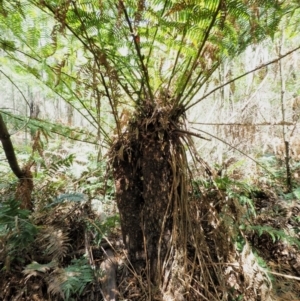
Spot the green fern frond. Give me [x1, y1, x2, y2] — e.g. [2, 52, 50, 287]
[46, 153, 75, 176]
[0, 0, 290, 137]
[0, 38, 16, 51]
[23, 260, 57, 280]
[0, 199, 38, 264]
[48, 257, 94, 300]
[249, 224, 300, 247]
[50, 192, 88, 206]
[0, 110, 98, 144]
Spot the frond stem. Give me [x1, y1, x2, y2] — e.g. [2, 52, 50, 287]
[175, 1, 222, 105]
[70, 1, 121, 138]
[120, 1, 154, 102]
[167, 29, 187, 94]
[185, 44, 300, 111]
[191, 127, 275, 176]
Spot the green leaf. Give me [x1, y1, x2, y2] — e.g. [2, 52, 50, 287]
[293, 187, 300, 200]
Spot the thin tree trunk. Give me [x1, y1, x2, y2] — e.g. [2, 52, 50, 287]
[0, 113, 24, 178]
[0, 113, 33, 210]
[278, 32, 292, 192]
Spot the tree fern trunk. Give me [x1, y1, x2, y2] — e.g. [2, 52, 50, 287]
[141, 136, 173, 281]
[112, 140, 144, 268]
[111, 104, 182, 285]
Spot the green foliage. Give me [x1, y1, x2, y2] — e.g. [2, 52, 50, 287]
[248, 224, 300, 247]
[87, 214, 120, 246]
[23, 260, 57, 275]
[0, 1, 299, 299]
[78, 160, 115, 198]
[248, 225, 294, 242]
[0, 198, 38, 267]
[50, 192, 87, 205]
[284, 187, 300, 200]
[212, 171, 300, 256]
[23, 257, 94, 300]
[0, 110, 98, 145]
[0, 0, 290, 143]
[48, 257, 94, 300]
[46, 153, 75, 176]
[235, 233, 246, 252]
[215, 175, 257, 219]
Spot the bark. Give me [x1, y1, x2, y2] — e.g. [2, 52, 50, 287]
[0, 113, 24, 178]
[112, 107, 176, 284]
[29, 100, 40, 139]
[278, 32, 292, 192]
[112, 141, 144, 267]
[141, 138, 172, 281]
[284, 140, 292, 192]
[0, 113, 33, 210]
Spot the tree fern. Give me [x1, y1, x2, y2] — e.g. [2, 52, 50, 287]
[0, 2, 296, 299]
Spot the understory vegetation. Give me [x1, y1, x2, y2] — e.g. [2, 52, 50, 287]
[0, 137, 300, 300]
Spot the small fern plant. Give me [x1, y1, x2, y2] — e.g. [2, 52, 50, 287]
[23, 256, 94, 300]
[0, 198, 38, 269]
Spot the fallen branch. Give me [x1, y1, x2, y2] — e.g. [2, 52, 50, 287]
[100, 248, 118, 301]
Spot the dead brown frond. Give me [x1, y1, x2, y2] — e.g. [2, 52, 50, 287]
[36, 226, 71, 261]
[47, 267, 67, 299]
[23, 260, 58, 281]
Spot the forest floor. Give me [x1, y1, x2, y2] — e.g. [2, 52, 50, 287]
[0, 157, 300, 300]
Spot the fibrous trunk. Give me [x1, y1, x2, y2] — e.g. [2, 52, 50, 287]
[112, 103, 183, 282]
[111, 103, 274, 300]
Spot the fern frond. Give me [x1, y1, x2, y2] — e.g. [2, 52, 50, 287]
[50, 192, 88, 206]
[1, 0, 288, 141]
[23, 260, 57, 280]
[0, 198, 38, 263]
[48, 257, 94, 300]
[36, 225, 71, 260]
[0, 110, 99, 144]
[250, 224, 300, 247]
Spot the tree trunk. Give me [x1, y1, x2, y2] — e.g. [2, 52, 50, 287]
[0, 113, 33, 210]
[112, 141, 144, 268]
[141, 137, 173, 282]
[111, 104, 181, 283]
